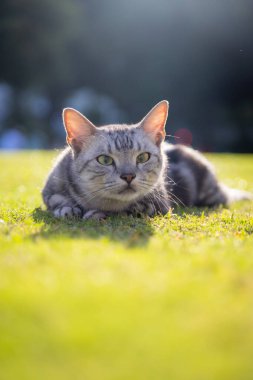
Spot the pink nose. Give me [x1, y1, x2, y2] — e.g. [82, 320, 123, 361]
[120, 173, 136, 184]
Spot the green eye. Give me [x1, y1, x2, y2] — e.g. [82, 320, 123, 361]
[137, 152, 151, 164]
[97, 155, 114, 166]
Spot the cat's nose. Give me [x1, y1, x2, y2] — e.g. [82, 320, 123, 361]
[120, 173, 136, 184]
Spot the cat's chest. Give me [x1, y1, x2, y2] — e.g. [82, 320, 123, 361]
[70, 189, 134, 212]
[86, 196, 134, 212]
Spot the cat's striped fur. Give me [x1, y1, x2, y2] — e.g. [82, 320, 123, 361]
[42, 101, 251, 219]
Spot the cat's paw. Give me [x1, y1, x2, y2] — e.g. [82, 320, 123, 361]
[83, 210, 107, 220]
[144, 203, 156, 217]
[127, 202, 156, 217]
[53, 206, 82, 218]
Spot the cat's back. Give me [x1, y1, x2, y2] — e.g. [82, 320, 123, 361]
[163, 142, 212, 168]
[163, 142, 220, 206]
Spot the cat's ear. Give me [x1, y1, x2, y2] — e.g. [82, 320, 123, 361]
[63, 108, 96, 153]
[139, 100, 169, 146]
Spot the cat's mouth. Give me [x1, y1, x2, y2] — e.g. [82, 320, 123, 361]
[118, 185, 136, 194]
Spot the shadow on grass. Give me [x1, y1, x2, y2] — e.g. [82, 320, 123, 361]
[31, 207, 154, 247]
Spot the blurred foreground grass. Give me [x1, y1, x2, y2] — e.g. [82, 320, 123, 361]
[0, 151, 253, 380]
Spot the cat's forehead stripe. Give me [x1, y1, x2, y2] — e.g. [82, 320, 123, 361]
[114, 134, 134, 151]
[98, 127, 152, 154]
[107, 143, 112, 154]
[105, 129, 137, 152]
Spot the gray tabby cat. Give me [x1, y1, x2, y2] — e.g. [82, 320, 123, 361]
[42, 101, 251, 220]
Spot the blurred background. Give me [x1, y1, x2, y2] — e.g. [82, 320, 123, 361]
[0, 0, 252, 152]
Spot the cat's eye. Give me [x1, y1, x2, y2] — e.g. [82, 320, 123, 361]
[97, 155, 114, 166]
[136, 152, 151, 164]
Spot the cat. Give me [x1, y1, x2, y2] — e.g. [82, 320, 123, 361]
[42, 100, 252, 220]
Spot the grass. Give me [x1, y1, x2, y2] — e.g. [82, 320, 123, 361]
[0, 151, 253, 380]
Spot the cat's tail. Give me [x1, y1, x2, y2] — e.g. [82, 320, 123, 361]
[221, 184, 253, 205]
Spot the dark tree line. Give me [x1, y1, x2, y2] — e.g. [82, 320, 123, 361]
[0, 0, 253, 151]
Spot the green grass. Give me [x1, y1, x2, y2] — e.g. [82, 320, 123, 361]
[0, 151, 253, 380]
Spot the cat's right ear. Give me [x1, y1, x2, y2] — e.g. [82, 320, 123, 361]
[63, 108, 97, 153]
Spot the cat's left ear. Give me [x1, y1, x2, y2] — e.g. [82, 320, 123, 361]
[139, 100, 169, 146]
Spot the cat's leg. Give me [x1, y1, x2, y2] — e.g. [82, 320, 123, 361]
[82, 210, 107, 220]
[45, 193, 83, 218]
[44, 189, 106, 220]
[42, 154, 83, 218]
[47, 194, 107, 220]
[127, 189, 170, 217]
[127, 202, 156, 217]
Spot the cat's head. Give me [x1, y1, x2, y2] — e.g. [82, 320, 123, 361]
[62, 101, 169, 208]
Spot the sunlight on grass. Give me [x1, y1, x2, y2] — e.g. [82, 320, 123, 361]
[0, 151, 253, 380]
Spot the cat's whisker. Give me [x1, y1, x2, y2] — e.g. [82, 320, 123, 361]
[137, 184, 170, 211]
[83, 183, 124, 204]
[150, 187, 182, 208]
[145, 192, 168, 214]
[151, 191, 172, 210]
[138, 183, 171, 207]
[164, 173, 189, 191]
[163, 174, 177, 186]
[165, 190, 185, 207]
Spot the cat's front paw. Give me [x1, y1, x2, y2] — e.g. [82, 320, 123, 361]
[83, 210, 107, 220]
[53, 206, 82, 218]
[127, 202, 156, 217]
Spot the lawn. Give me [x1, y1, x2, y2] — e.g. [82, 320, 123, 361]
[0, 151, 253, 380]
